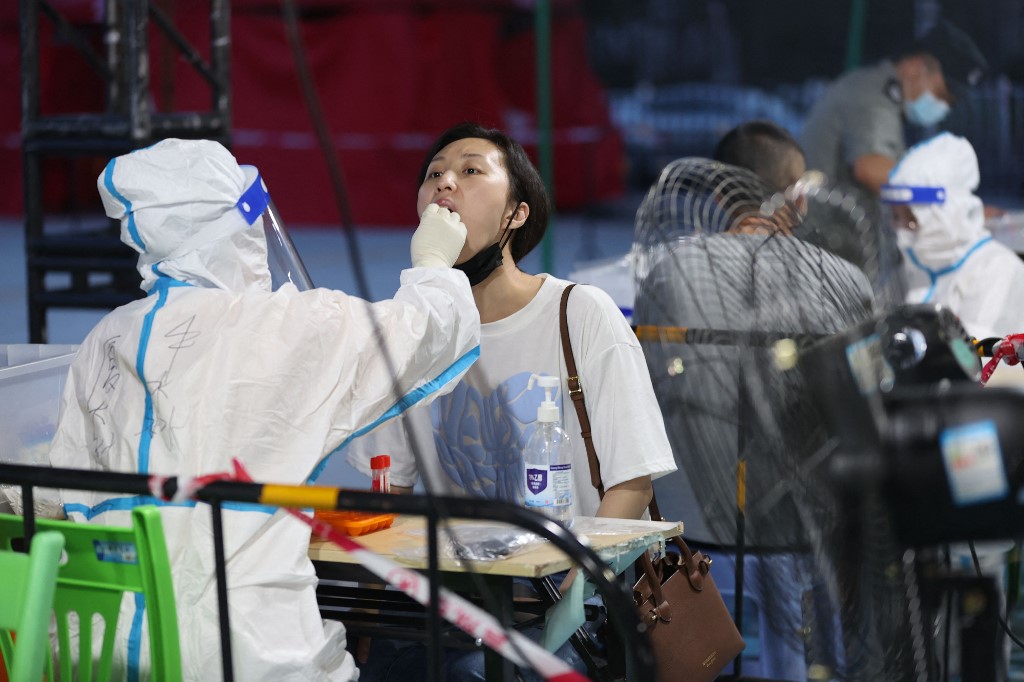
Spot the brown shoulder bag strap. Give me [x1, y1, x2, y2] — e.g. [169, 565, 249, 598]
[565, 280, 692, 561]
[561, 286, 707, 590]
[559, 284, 605, 499]
[559, 285, 687, 559]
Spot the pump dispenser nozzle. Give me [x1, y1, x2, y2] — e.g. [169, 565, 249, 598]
[528, 374, 561, 423]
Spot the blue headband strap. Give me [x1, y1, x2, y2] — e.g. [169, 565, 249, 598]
[879, 184, 946, 205]
[236, 172, 270, 225]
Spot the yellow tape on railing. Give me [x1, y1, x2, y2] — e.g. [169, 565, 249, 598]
[633, 325, 690, 343]
[260, 484, 339, 510]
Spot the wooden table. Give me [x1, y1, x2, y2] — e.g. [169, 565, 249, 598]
[311, 515, 682, 681]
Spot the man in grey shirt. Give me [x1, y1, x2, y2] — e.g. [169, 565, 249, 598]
[802, 19, 986, 196]
[634, 158, 876, 680]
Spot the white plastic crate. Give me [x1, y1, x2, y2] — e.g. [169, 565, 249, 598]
[0, 344, 78, 514]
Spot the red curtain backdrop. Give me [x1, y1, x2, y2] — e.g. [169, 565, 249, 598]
[2, 1, 624, 227]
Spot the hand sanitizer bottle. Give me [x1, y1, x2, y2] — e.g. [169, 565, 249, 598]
[522, 374, 574, 527]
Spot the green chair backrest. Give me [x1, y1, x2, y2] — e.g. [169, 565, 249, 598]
[0, 507, 182, 682]
[0, 530, 64, 682]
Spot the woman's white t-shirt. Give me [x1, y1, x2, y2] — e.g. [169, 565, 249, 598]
[348, 275, 676, 517]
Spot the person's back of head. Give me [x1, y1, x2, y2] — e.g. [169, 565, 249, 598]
[713, 120, 806, 193]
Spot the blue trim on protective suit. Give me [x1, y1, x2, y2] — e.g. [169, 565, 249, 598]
[103, 158, 146, 250]
[128, 593, 145, 682]
[904, 236, 992, 302]
[306, 344, 481, 483]
[136, 278, 192, 474]
[63, 495, 277, 520]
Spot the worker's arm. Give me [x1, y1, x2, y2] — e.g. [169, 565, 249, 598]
[852, 153, 896, 195]
[392, 485, 414, 495]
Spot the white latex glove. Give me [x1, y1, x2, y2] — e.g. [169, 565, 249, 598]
[411, 204, 468, 268]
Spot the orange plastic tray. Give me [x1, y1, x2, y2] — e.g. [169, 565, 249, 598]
[313, 510, 396, 537]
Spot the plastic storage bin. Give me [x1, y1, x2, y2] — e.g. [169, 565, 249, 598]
[313, 510, 396, 537]
[0, 345, 78, 516]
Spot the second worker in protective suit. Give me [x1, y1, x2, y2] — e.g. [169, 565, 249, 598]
[881, 132, 1024, 340]
[48, 138, 481, 680]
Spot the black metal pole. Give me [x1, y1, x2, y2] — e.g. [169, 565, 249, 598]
[21, 483, 36, 546]
[734, 370, 749, 678]
[210, 0, 230, 142]
[734, 496, 745, 678]
[426, 513, 442, 682]
[210, 500, 235, 682]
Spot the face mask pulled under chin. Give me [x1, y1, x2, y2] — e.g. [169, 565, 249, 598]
[455, 242, 504, 286]
[454, 212, 518, 286]
[904, 91, 951, 128]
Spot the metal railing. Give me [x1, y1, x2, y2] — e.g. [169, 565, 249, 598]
[0, 462, 656, 682]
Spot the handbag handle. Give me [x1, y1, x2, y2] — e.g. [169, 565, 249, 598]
[637, 549, 672, 623]
[559, 284, 708, 593]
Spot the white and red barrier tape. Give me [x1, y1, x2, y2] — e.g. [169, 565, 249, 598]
[209, 459, 590, 682]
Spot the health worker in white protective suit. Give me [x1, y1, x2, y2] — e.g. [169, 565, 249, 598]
[885, 132, 1019, 680]
[882, 132, 1024, 339]
[48, 138, 481, 681]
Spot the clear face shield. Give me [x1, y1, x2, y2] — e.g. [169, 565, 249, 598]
[239, 165, 315, 291]
[879, 183, 947, 232]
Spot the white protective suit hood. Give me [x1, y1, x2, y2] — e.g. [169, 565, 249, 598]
[885, 132, 988, 267]
[97, 138, 272, 293]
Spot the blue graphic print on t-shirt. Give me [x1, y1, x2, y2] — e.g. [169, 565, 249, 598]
[431, 371, 560, 502]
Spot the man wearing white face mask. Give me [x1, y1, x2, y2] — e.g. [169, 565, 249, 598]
[802, 19, 987, 197]
[881, 132, 1024, 340]
[49, 138, 480, 680]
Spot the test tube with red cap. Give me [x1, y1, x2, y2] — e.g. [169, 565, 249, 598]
[370, 455, 391, 493]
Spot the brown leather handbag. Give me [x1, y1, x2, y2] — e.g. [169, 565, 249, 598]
[559, 284, 745, 682]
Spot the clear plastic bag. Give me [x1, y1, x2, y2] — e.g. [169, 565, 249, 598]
[445, 524, 542, 561]
[397, 521, 543, 562]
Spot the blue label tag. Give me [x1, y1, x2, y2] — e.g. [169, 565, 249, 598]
[236, 170, 270, 225]
[93, 540, 139, 565]
[526, 468, 548, 496]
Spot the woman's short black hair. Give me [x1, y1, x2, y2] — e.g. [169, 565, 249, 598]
[418, 122, 550, 263]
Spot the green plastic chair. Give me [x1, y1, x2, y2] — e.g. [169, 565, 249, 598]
[0, 506, 182, 681]
[0, 530, 63, 682]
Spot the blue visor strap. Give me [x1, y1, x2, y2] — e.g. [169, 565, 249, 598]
[237, 172, 270, 226]
[880, 184, 946, 205]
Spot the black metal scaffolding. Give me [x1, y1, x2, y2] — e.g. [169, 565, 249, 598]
[20, 0, 231, 342]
